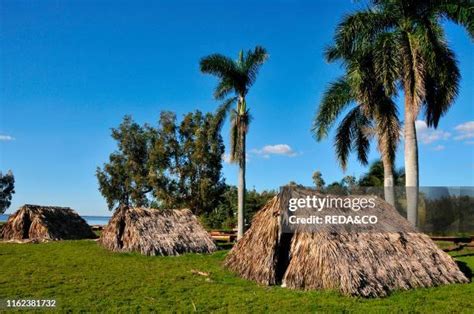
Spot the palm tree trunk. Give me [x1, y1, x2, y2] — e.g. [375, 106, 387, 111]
[237, 124, 246, 240]
[404, 96, 419, 226]
[382, 155, 396, 207]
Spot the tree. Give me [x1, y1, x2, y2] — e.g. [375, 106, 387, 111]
[312, 171, 325, 191]
[171, 111, 226, 215]
[96, 116, 152, 210]
[97, 111, 226, 215]
[313, 73, 400, 206]
[0, 170, 15, 214]
[326, 0, 472, 223]
[359, 160, 405, 188]
[200, 46, 268, 239]
[202, 185, 276, 230]
[325, 181, 347, 195]
[342, 175, 357, 192]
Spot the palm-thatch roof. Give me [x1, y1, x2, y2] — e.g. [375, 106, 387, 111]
[225, 187, 468, 297]
[99, 207, 217, 256]
[1, 204, 96, 241]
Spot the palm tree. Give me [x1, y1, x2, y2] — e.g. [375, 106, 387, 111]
[326, 0, 472, 224]
[313, 74, 400, 206]
[200, 46, 268, 239]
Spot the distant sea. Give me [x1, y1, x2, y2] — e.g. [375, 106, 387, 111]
[0, 214, 111, 226]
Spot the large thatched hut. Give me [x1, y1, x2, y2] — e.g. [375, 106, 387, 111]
[99, 207, 216, 256]
[225, 187, 468, 297]
[1, 204, 95, 241]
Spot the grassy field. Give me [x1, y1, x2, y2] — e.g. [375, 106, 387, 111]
[0, 240, 473, 312]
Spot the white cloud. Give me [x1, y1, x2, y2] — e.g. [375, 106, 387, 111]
[251, 144, 298, 158]
[0, 135, 14, 141]
[454, 121, 474, 141]
[415, 120, 451, 144]
[222, 153, 232, 164]
[431, 145, 445, 151]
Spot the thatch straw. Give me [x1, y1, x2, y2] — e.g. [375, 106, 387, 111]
[1, 204, 96, 241]
[225, 189, 468, 297]
[99, 207, 217, 256]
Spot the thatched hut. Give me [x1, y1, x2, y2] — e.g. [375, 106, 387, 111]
[225, 188, 468, 297]
[99, 207, 217, 256]
[1, 204, 95, 241]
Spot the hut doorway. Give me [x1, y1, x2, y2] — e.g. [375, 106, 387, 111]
[117, 218, 126, 249]
[22, 213, 32, 239]
[275, 232, 293, 284]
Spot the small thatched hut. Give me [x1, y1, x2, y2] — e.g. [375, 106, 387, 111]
[225, 188, 468, 297]
[1, 204, 95, 241]
[99, 207, 217, 256]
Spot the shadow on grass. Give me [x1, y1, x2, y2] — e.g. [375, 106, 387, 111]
[452, 253, 474, 258]
[456, 261, 473, 281]
[216, 242, 234, 250]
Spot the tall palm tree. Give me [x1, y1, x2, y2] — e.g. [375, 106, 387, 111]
[313, 74, 400, 206]
[200, 46, 268, 239]
[326, 0, 472, 224]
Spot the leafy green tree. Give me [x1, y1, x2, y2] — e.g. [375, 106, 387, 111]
[202, 185, 276, 230]
[359, 160, 405, 187]
[0, 170, 15, 214]
[312, 171, 325, 192]
[325, 181, 347, 195]
[342, 175, 357, 192]
[97, 116, 152, 210]
[200, 46, 268, 239]
[97, 111, 225, 215]
[326, 0, 473, 223]
[172, 111, 226, 215]
[148, 111, 180, 209]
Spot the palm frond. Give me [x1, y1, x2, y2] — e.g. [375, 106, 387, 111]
[400, 31, 426, 117]
[419, 20, 460, 128]
[244, 46, 269, 89]
[373, 31, 401, 95]
[214, 78, 234, 100]
[229, 110, 240, 163]
[324, 45, 342, 62]
[334, 107, 359, 171]
[313, 77, 353, 141]
[229, 108, 252, 164]
[200, 54, 238, 80]
[374, 96, 401, 166]
[435, 0, 474, 39]
[213, 96, 238, 131]
[354, 111, 371, 166]
[333, 10, 395, 59]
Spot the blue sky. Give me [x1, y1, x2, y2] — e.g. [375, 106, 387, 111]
[1, 0, 473, 216]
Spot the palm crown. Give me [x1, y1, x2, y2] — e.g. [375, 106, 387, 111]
[326, 0, 472, 127]
[200, 46, 268, 162]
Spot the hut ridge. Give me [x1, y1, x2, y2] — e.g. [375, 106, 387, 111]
[1, 204, 96, 241]
[99, 207, 217, 256]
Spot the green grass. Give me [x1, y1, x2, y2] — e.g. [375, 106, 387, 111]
[0, 241, 473, 312]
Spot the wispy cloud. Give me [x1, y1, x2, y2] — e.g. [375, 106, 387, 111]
[454, 121, 474, 141]
[415, 120, 451, 144]
[251, 144, 298, 158]
[0, 134, 14, 141]
[431, 145, 445, 151]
